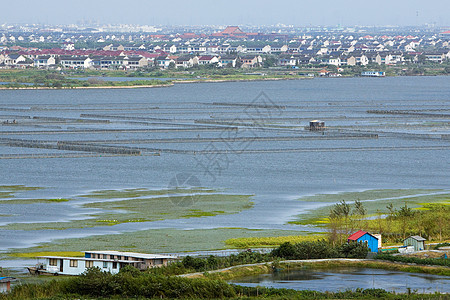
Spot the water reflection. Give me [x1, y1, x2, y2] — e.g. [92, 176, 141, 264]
[231, 268, 450, 293]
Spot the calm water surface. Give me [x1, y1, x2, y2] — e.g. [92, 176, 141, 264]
[0, 76, 449, 250]
[231, 268, 450, 293]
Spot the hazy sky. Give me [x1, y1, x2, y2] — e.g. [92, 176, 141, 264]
[1, 0, 449, 26]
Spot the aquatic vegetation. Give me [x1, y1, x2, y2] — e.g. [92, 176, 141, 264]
[0, 185, 44, 199]
[1, 189, 253, 231]
[80, 187, 216, 199]
[225, 234, 326, 248]
[9, 228, 302, 255]
[0, 198, 70, 204]
[10, 251, 84, 258]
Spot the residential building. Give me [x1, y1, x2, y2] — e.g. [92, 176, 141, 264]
[240, 55, 262, 68]
[60, 56, 92, 69]
[33, 55, 56, 68]
[219, 55, 238, 67]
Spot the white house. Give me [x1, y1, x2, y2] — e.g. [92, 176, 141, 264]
[197, 55, 219, 65]
[60, 56, 92, 69]
[175, 56, 197, 68]
[278, 55, 297, 67]
[157, 56, 176, 69]
[4, 54, 26, 66]
[126, 56, 149, 69]
[34, 55, 56, 68]
[219, 55, 238, 67]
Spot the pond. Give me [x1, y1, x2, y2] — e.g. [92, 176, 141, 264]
[230, 268, 450, 293]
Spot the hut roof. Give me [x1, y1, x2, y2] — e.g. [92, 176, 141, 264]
[407, 235, 426, 241]
[348, 230, 367, 241]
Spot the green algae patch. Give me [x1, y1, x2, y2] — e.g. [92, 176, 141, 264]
[80, 187, 216, 199]
[0, 185, 44, 199]
[225, 233, 326, 248]
[10, 251, 84, 258]
[0, 198, 70, 204]
[1, 192, 253, 230]
[0, 185, 43, 192]
[7, 228, 302, 255]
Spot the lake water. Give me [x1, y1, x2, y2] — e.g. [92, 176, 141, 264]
[0, 76, 449, 250]
[230, 268, 450, 293]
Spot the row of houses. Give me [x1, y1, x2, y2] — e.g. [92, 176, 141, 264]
[156, 54, 262, 69]
[0, 52, 263, 69]
[0, 46, 449, 70]
[278, 49, 450, 67]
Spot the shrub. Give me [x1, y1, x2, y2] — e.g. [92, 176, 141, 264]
[272, 240, 368, 260]
[375, 253, 450, 267]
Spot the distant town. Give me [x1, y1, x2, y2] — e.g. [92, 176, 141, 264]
[1, 24, 450, 74]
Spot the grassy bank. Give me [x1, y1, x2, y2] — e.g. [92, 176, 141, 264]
[290, 189, 449, 226]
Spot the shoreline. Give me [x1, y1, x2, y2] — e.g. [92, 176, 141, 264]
[0, 83, 174, 90]
[0, 76, 311, 90]
[0, 74, 447, 90]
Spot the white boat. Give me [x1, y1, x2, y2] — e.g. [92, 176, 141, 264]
[361, 71, 385, 77]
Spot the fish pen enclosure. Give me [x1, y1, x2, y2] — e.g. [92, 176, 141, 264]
[57, 142, 142, 155]
[0, 138, 143, 156]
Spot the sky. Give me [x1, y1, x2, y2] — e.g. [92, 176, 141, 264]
[1, 0, 449, 27]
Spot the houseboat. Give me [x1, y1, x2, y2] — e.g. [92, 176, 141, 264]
[308, 120, 325, 131]
[361, 71, 385, 77]
[28, 250, 176, 276]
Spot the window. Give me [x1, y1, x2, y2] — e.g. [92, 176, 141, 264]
[103, 261, 108, 268]
[70, 260, 78, 268]
[124, 256, 128, 261]
[86, 260, 93, 268]
[113, 262, 117, 269]
[49, 258, 58, 266]
[103, 254, 107, 259]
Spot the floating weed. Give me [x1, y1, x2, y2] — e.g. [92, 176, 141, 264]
[10, 251, 84, 258]
[225, 234, 326, 248]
